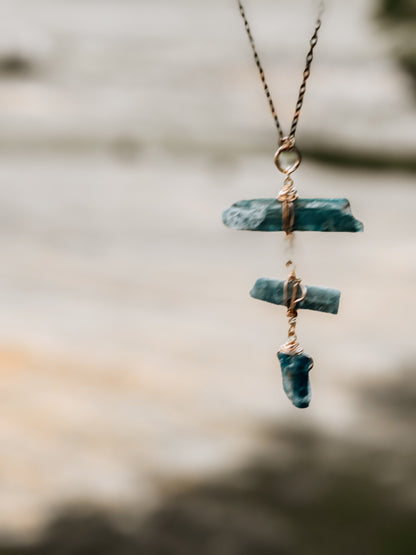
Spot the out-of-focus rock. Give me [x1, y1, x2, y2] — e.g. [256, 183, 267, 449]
[0, 25, 53, 76]
[378, 0, 416, 89]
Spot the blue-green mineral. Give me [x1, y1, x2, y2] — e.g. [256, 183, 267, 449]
[223, 198, 363, 232]
[251, 278, 340, 314]
[278, 352, 314, 409]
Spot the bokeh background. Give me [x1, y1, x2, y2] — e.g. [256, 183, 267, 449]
[0, 0, 415, 553]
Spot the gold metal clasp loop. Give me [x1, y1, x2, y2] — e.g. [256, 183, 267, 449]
[274, 136, 301, 175]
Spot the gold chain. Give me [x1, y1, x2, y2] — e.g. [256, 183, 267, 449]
[236, 0, 324, 142]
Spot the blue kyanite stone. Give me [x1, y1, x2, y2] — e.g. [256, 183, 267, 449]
[222, 198, 363, 233]
[277, 352, 314, 409]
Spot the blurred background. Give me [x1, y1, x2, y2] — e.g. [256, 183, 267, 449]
[0, 0, 415, 553]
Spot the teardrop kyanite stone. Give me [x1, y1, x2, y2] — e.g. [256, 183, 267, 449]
[277, 352, 314, 409]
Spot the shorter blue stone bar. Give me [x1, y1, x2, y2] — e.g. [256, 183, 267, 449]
[222, 198, 363, 232]
[278, 352, 313, 409]
[250, 278, 340, 315]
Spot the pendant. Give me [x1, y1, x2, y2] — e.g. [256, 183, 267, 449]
[223, 137, 363, 408]
[223, 197, 363, 233]
[278, 351, 313, 409]
[250, 278, 340, 314]
[253, 267, 339, 409]
[224, 138, 362, 235]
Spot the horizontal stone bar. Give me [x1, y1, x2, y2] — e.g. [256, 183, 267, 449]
[222, 198, 363, 232]
[250, 278, 340, 314]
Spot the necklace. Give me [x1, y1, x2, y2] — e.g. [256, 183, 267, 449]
[223, 1, 363, 409]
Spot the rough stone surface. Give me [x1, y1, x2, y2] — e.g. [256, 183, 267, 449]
[222, 198, 363, 232]
[277, 352, 314, 409]
[250, 278, 340, 315]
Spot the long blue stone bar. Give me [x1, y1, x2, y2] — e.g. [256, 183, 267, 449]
[222, 198, 363, 232]
[277, 352, 313, 409]
[250, 278, 340, 315]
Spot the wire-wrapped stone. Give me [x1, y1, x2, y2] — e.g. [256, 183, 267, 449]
[223, 198, 363, 232]
[250, 278, 340, 315]
[277, 351, 314, 409]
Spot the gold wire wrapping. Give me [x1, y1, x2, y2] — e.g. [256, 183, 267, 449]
[279, 266, 307, 355]
[277, 175, 298, 236]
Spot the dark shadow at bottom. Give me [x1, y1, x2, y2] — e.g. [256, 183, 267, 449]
[2, 370, 416, 555]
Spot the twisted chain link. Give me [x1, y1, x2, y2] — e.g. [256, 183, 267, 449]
[237, 0, 283, 139]
[237, 0, 324, 142]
